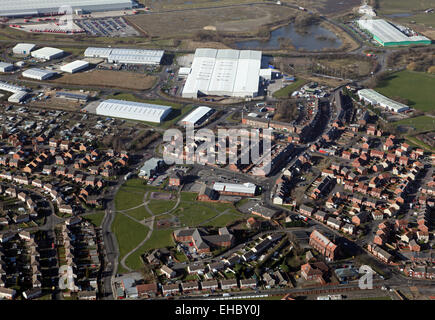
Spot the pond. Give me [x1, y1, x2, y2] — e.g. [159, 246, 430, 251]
[234, 23, 343, 51]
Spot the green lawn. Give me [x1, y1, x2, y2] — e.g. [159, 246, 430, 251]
[124, 206, 152, 221]
[205, 212, 244, 227]
[124, 228, 175, 270]
[84, 211, 106, 227]
[172, 202, 219, 227]
[393, 116, 435, 132]
[147, 200, 177, 215]
[112, 213, 149, 265]
[375, 71, 435, 112]
[273, 79, 307, 98]
[115, 189, 145, 211]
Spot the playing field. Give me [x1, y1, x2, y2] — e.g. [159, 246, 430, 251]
[393, 116, 435, 132]
[375, 71, 435, 112]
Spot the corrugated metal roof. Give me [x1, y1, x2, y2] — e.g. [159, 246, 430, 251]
[213, 182, 256, 194]
[60, 60, 89, 73]
[96, 99, 172, 123]
[182, 48, 262, 98]
[181, 106, 212, 125]
[357, 19, 430, 44]
[31, 47, 64, 59]
[22, 68, 57, 79]
[0, 0, 133, 16]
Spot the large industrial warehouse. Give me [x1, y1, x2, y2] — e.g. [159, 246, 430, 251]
[357, 89, 410, 113]
[84, 47, 165, 65]
[61, 60, 90, 74]
[12, 43, 36, 56]
[0, 0, 134, 17]
[180, 106, 214, 126]
[182, 48, 262, 99]
[95, 99, 173, 123]
[31, 47, 64, 61]
[22, 68, 57, 80]
[357, 19, 431, 46]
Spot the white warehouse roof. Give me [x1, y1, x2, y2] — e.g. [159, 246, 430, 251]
[61, 60, 89, 73]
[213, 182, 257, 195]
[357, 19, 430, 44]
[84, 47, 164, 65]
[181, 106, 213, 125]
[0, 81, 26, 93]
[0, 62, 14, 71]
[357, 89, 410, 113]
[96, 99, 172, 123]
[182, 48, 262, 98]
[12, 43, 36, 55]
[22, 68, 57, 80]
[31, 47, 64, 60]
[0, 0, 134, 17]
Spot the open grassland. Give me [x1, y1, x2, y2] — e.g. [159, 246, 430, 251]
[273, 79, 308, 98]
[393, 116, 435, 133]
[375, 71, 435, 112]
[124, 228, 175, 270]
[84, 211, 106, 227]
[376, 0, 434, 14]
[112, 213, 149, 268]
[51, 70, 157, 91]
[126, 4, 297, 38]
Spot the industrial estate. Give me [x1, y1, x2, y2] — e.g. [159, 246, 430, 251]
[0, 0, 433, 305]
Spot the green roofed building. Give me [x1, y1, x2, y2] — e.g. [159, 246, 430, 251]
[357, 19, 432, 47]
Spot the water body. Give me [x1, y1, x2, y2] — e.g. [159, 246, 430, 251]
[234, 23, 342, 51]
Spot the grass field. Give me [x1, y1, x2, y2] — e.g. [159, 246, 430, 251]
[376, 0, 434, 13]
[115, 189, 145, 211]
[124, 228, 176, 270]
[127, 4, 296, 38]
[147, 200, 177, 215]
[84, 211, 106, 227]
[124, 206, 152, 221]
[51, 70, 157, 91]
[273, 79, 307, 98]
[375, 71, 435, 112]
[112, 213, 149, 266]
[393, 116, 435, 132]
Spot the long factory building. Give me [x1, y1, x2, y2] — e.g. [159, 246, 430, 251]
[95, 99, 172, 123]
[0, 0, 134, 17]
[84, 47, 165, 65]
[182, 48, 262, 99]
[357, 89, 410, 113]
[357, 19, 431, 46]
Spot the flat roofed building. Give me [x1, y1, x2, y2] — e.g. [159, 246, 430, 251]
[357, 19, 431, 46]
[60, 60, 89, 73]
[84, 47, 164, 65]
[357, 89, 410, 113]
[12, 43, 36, 56]
[31, 47, 64, 60]
[213, 182, 256, 196]
[22, 68, 57, 80]
[0, 0, 134, 17]
[180, 106, 213, 126]
[0, 62, 14, 73]
[182, 48, 262, 98]
[96, 99, 172, 123]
